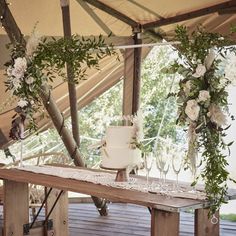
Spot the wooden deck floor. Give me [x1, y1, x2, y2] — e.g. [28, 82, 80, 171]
[1, 203, 236, 235]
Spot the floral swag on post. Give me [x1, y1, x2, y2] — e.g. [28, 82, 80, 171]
[4, 29, 116, 139]
[167, 25, 236, 215]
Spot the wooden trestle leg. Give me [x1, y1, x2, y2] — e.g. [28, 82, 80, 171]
[195, 208, 219, 236]
[3, 180, 29, 236]
[151, 208, 179, 236]
[46, 188, 69, 236]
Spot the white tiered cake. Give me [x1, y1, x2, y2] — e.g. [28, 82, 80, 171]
[101, 126, 142, 169]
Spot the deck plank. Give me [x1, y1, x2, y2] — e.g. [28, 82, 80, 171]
[0, 203, 236, 235]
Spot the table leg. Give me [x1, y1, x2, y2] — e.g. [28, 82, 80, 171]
[46, 188, 69, 236]
[194, 208, 219, 236]
[3, 180, 29, 236]
[151, 209, 179, 236]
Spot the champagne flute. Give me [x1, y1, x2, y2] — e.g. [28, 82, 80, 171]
[172, 146, 183, 192]
[155, 147, 164, 187]
[155, 144, 169, 190]
[163, 163, 170, 186]
[143, 152, 154, 186]
[160, 146, 171, 188]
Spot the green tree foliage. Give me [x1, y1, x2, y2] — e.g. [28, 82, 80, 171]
[140, 46, 181, 145]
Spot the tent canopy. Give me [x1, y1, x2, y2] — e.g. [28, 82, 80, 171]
[0, 0, 236, 148]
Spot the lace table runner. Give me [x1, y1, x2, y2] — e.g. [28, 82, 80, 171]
[16, 165, 206, 201]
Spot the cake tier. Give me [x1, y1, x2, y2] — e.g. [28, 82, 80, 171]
[105, 126, 135, 148]
[101, 147, 142, 169]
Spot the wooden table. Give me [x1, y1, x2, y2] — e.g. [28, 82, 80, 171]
[0, 165, 235, 236]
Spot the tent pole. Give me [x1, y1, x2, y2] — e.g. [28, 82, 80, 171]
[132, 30, 142, 114]
[60, 0, 108, 216]
[60, 0, 81, 147]
[40, 86, 85, 166]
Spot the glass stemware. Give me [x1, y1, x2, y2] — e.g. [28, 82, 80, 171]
[171, 146, 183, 192]
[163, 162, 170, 186]
[155, 143, 170, 191]
[143, 152, 154, 186]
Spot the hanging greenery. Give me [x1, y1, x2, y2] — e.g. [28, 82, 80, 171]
[166, 25, 236, 215]
[4, 31, 116, 139]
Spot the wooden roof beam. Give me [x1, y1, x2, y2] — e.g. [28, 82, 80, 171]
[142, 0, 236, 30]
[218, 6, 236, 15]
[0, 0, 25, 45]
[83, 0, 139, 28]
[144, 29, 163, 41]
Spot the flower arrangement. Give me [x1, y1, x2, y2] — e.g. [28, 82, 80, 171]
[4, 29, 116, 139]
[129, 109, 144, 150]
[167, 25, 236, 214]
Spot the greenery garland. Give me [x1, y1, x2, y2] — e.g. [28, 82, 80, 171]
[4, 31, 116, 138]
[167, 25, 236, 215]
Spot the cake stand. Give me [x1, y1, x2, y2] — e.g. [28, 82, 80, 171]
[100, 165, 128, 182]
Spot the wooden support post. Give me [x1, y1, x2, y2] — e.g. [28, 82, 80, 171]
[60, 0, 109, 216]
[132, 32, 142, 115]
[46, 188, 69, 236]
[195, 208, 219, 236]
[123, 32, 142, 117]
[151, 209, 179, 236]
[0, 0, 25, 45]
[123, 48, 135, 117]
[60, 0, 81, 147]
[3, 180, 29, 236]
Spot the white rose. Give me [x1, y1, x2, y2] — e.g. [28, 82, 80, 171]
[225, 55, 236, 86]
[183, 80, 191, 95]
[192, 64, 206, 78]
[204, 49, 215, 70]
[17, 99, 28, 108]
[185, 99, 200, 121]
[198, 90, 210, 102]
[12, 57, 27, 79]
[208, 104, 227, 127]
[11, 77, 22, 91]
[25, 76, 35, 84]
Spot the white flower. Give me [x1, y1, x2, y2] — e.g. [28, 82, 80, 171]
[26, 31, 41, 57]
[183, 80, 191, 95]
[17, 99, 28, 108]
[207, 104, 227, 127]
[11, 77, 22, 91]
[225, 54, 236, 86]
[6, 66, 13, 76]
[25, 76, 35, 84]
[204, 49, 215, 70]
[132, 109, 144, 142]
[185, 99, 200, 121]
[198, 90, 210, 102]
[192, 64, 206, 78]
[12, 57, 27, 79]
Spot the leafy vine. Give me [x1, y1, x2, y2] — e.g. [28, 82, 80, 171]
[167, 25, 236, 215]
[4, 31, 116, 138]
